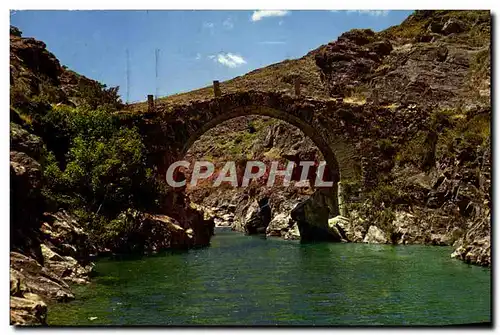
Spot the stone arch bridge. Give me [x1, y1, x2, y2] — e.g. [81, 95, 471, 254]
[129, 88, 426, 222]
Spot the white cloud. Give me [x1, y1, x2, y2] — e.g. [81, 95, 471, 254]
[347, 10, 390, 16]
[223, 17, 234, 29]
[195, 53, 201, 60]
[251, 10, 289, 22]
[209, 53, 247, 68]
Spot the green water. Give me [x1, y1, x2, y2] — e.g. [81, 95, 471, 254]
[48, 228, 491, 326]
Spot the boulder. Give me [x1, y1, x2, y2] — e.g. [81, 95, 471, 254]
[327, 216, 350, 242]
[10, 123, 44, 160]
[369, 40, 393, 56]
[266, 213, 291, 237]
[363, 226, 388, 244]
[451, 213, 490, 267]
[10, 252, 74, 302]
[10, 296, 47, 326]
[291, 190, 340, 242]
[243, 199, 271, 235]
[41, 245, 94, 284]
[283, 223, 301, 240]
[40, 211, 96, 261]
[346, 209, 367, 242]
[10, 268, 27, 297]
[41, 244, 65, 262]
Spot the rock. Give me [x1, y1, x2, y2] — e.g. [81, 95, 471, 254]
[10, 251, 74, 302]
[266, 213, 291, 237]
[243, 199, 271, 235]
[291, 190, 340, 242]
[327, 216, 350, 241]
[442, 18, 465, 35]
[451, 213, 490, 266]
[244, 201, 261, 231]
[10, 268, 27, 297]
[10, 25, 22, 37]
[10, 150, 44, 263]
[41, 211, 96, 262]
[430, 233, 450, 246]
[10, 123, 44, 160]
[10, 296, 47, 325]
[391, 211, 420, 244]
[338, 28, 376, 45]
[283, 223, 301, 240]
[41, 244, 65, 262]
[346, 209, 367, 242]
[369, 40, 393, 56]
[214, 218, 231, 227]
[427, 21, 444, 34]
[407, 172, 433, 191]
[363, 226, 388, 244]
[222, 213, 234, 221]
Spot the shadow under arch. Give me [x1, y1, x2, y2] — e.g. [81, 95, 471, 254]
[180, 104, 341, 184]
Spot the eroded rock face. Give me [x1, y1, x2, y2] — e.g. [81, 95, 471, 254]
[312, 28, 393, 98]
[442, 18, 465, 35]
[451, 211, 490, 266]
[10, 252, 75, 303]
[10, 295, 47, 326]
[10, 150, 44, 263]
[101, 209, 214, 253]
[41, 211, 97, 262]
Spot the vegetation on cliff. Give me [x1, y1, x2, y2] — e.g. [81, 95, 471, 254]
[10, 26, 173, 252]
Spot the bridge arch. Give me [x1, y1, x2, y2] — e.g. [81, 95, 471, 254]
[140, 91, 363, 219]
[181, 105, 341, 183]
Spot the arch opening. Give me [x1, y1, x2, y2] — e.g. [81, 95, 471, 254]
[168, 105, 347, 241]
[180, 105, 341, 184]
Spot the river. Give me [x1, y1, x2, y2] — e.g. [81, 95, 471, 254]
[48, 228, 491, 326]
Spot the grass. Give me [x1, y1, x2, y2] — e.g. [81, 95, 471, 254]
[381, 10, 490, 47]
[395, 106, 490, 168]
[126, 55, 329, 112]
[343, 96, 367, 105]
[342, 84, 369, 105]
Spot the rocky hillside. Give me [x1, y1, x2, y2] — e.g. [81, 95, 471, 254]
[9, 26, 214, 325]
[151, 10, 491, 266]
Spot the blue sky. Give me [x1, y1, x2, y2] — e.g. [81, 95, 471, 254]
[11, 10, 413, 103]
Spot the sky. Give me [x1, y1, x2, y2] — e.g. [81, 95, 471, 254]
[10, 10, 414, 103]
